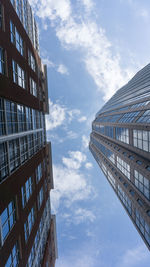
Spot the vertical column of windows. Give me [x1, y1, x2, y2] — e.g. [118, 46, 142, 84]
[28, 134, 34, 157]
[9, 139, 20, 172]
[0, 98, 6, 135]
[0, 201, 16, 245]
[116, 127, 129, 144]
[24, 206, 35, 242]
[22, 0, 28, 33]
[134, 170, 150, 200]
[28, 50, 36, 72]
[16, 0, 23, 23]
[5, 242, 20, 267]
[21, 176, 33, 208]
[17, 104, 26, 132]
[0, 142, 8, 181]
[36, 163, 42, 183]
[6, 100, 18, 134]
[37, 187, 44, 210]
[105, 126, 114, 138]
[118, 185, 132, 215]
[107, 171, 116, 189]
[20, 136, 28, 163]
[26, 107, 32, 130]
[133, 129, 150, 152]
[135, 209, 150, 245]
[0, 47, 5, 75]
[117, 156, 130, 180]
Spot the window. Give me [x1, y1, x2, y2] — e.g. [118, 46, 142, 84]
[36, 163, 42, 183]
[116, 127, 129, 144]
[37, 187, 44, 209]
[6, 100, 18, 134]
[0, 47, 5, 74]
[10, 21, 24, 56]
[107, 171, 116, 189]
[16, 0, 23, 23]
[0, 142, 8, 181]
[17, 104, 26, 132]
[117, 156, 130, 180]
[0, 98, 5, 135]
[105, 126, 114, 138]
[24, 207, 35, 242]
[28, 50, 36, 72]
[136, 110, 150, 123]
[134, 170, 150, 200]
[21, 177, 33, 208]
[20, 136, 28, 163]
[118, 111, 140, 123]
[5, 242, 19, 267]
[0, 201, 16, 244]
[118, 185, 132, 215]
[30, 78, 37, 97]
[9, 139, 20, 172]
[28, 134, 34, 157]
[133, 129, 150, 152]
[12, 60, 26, 89]
[135, 209, 150, 245]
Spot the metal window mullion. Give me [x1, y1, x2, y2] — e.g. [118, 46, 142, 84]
[6, 140, 11, 176]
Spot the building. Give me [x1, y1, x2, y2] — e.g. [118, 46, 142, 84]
[90, 63, 150, 250]
[0, 0, 57, 266]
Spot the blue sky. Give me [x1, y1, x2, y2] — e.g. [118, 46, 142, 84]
[29, 0, 150, 266]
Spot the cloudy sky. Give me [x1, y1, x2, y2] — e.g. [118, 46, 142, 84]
[29, 0, 150, 266]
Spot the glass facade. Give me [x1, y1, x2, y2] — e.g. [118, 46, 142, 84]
[0, 98, 45, 136]
[90, 55, 150, 252]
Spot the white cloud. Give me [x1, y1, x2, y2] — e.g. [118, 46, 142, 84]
[30, 0, 135, 101]
[51, 163, 93, 213]
[74, 208, 96, 224]
[57, 64, 69, 74]
[82, 135, 89, 149]
[46, 99, 86, 131]
[46, 99, 66, 130]
[118, 245, 150, 267]
[85, 162, 93, 169]
[78, 116, 87, 122]
[67, 130, 78, 139]
[62, 151, 87, 169]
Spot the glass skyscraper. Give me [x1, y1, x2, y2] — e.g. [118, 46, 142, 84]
[90, 63, 150, 250]
[0, 0, 57, 266]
